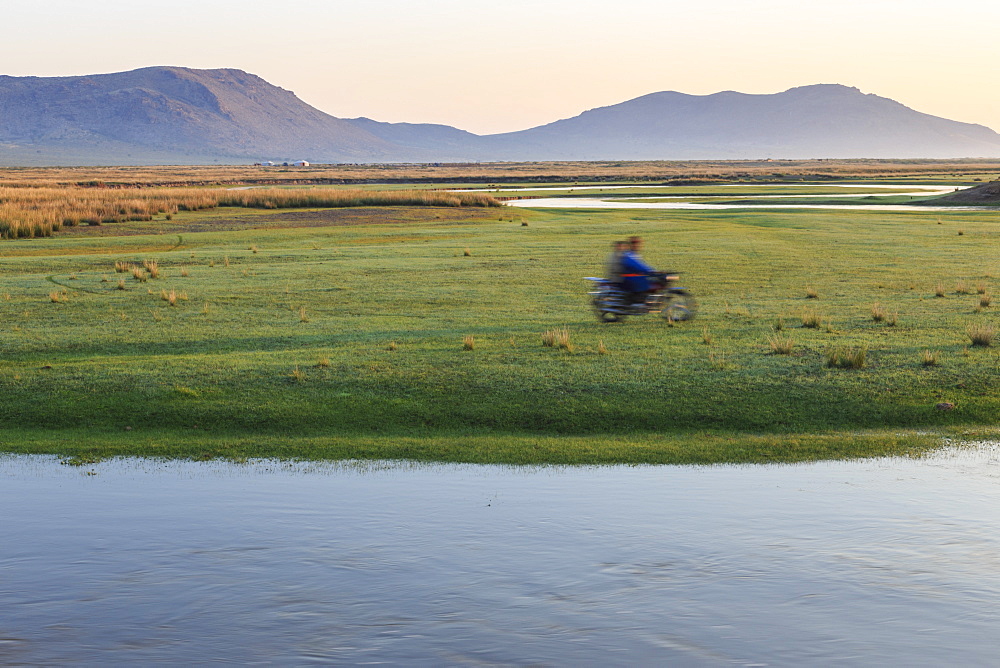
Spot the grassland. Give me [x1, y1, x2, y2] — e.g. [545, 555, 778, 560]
[3, 159, 1000, 188]
[1, 178, 998, 465]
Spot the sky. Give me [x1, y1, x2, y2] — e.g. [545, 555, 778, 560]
[3, 0, 1000, 135]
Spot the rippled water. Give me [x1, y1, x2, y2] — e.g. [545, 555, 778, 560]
[4, 446, 1000, 665]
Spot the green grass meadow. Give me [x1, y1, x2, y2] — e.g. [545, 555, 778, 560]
[1, 193, 998, 464]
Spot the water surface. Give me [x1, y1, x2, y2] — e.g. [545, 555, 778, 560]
[3, 447, 1000, 665]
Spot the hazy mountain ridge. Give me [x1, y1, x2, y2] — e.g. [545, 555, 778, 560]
[1, 67, 999, 165]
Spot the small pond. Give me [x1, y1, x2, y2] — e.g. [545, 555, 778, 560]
[3, 446, 1000, 665]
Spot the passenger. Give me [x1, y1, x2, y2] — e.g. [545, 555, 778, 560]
[606, 240, 628, 286]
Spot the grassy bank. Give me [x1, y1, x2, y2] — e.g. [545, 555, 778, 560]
[0, 188, 998, 463]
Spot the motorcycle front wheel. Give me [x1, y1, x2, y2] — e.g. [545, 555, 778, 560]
[660, 291, 697, 321]
[592, 294, 624, 322]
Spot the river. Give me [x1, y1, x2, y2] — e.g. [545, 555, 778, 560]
[3, 446, 1000, 665]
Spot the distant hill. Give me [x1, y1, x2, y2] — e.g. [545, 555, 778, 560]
[0, 67, 410, 165]
[2, 68, 1000, 165]
[468, 85, 1000, 160]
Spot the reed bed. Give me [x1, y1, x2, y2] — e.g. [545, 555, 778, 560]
[0, 186, 500, 239]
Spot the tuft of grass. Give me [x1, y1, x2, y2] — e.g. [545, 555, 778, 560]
[49, 290, 67, 304]
[298, 306, 309, 323]
[886, 311, 898, 327]
[463, 335, 475, 350]
[316, 357, 331, 368]
[958, 229, 965, 236]
[160, 289, 178, 306]
[921, 349, 939, 367]
[805, 287, 819, 299]
[701, 327, 713, 345]
[826, 346, 868, 369]
[224, 255, 231, 267]
[463, 248, 472, 257]
[541, 329, 557, 347]
[180, 266, 190, 277]
[151, 309, 163, 322]
[290, 366, 306, 383]
[250, 245, 258, 254]
[555, 328, 574, 353]
[708, 352, 728, 370]
[871, 302, 886, 322]
[767, 334, 795, 355]
[956, 280, 969, 295]
[773, 318, 784, 332]
[976, 282, 987, 294]
[935, 283, 945, 298]
[387, 341, 398, 352]
[980, 293, 992, 308]
[597, 339, 607, 355]
[131, 267, 147, 282]
[143, 260, 160, 279]
[201, 302, 211, 315]
[967, 323, 995, 347]
[116, 278, 126, 290]
[801, 310, 822, 328]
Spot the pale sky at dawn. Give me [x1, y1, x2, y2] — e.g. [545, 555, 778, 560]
[4, 0, 999, 135]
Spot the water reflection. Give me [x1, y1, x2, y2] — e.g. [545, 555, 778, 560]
[3, 446, 1000, 665]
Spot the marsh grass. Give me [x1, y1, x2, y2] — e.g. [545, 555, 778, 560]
[967, 323, 995, 347]
[826, 347, 868, 369]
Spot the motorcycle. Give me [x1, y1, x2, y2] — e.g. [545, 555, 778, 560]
[585, 272, 697, 323]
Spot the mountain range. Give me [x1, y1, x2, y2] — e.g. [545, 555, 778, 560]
[2, 66, 1000, 165]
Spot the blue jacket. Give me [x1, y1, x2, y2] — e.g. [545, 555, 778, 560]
[619, 250, 655, 292]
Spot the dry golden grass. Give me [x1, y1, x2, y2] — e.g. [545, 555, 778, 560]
[935, 284, 946, 298]
[921, 349, 940, 367]
[131, 267, 147, 282]
[463, 335, 475, 351]
[597, 339, 607, 355]
[980, 293, 993, 308]
[297, 306, 309, 323]
[48, 290, 67, 304]
[976, 282, 988, 294]
[805, 287, 819, 299]
[0, 185, 499, 239]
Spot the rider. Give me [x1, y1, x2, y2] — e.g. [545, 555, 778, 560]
[619, 236, 664, 301]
